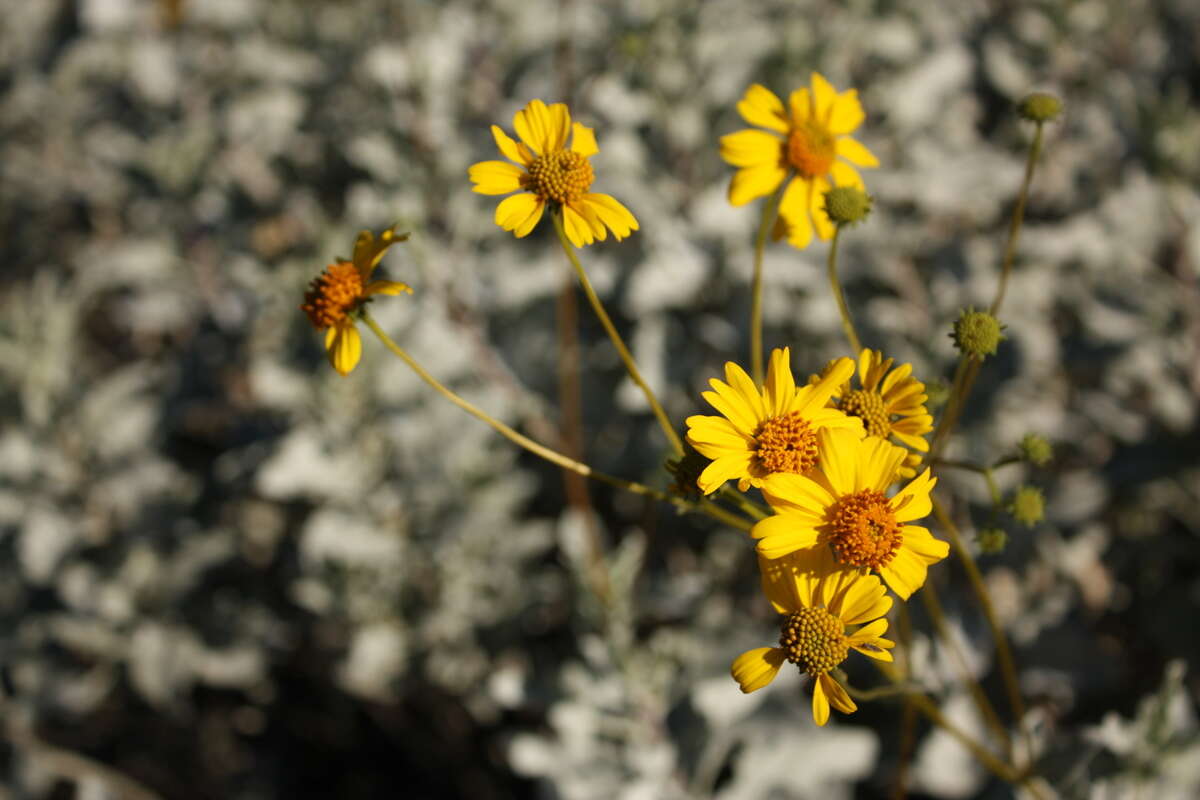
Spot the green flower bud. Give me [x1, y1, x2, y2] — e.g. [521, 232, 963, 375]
[823, 186, 872, 226]
[1017, 92, 1063, 123]
[1018, 433, 1053, 466]
[1009, 485, 1045, 527]
[950, 308, 1005, 359]
[976, 527, 1008, 555]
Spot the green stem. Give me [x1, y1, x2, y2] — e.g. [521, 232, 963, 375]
[361, 313, 749, 531]
[990, 122, 1045, 317]
[718, 485, 769, 520]
[551, 211, 684, 457]
[826, 226, 862, 354]
[749, 181, 788, 384]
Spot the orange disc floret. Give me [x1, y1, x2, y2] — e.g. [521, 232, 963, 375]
[301, 262, 364, 330]
[828, 489, 903, 570]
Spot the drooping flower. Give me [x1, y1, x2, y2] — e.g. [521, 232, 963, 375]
[731, 554, 894, 726]
[754, 427, 948, 600]
[812, 349, 934, 480]
[300, 226, 411, 376]
[720, 73, 878, 250]
[686, 348, 863, 495]
[469, 99, 638, 248]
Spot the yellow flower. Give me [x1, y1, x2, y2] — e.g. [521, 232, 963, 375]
[720, 73, 878, 250]
[731, 556, 894, 726]
[469, 99, 639, 248]
[300, 226, 412, 376]
[754, 427, 948, 600]
[685, 348, 863, 495]
[814, 349, 934, 480]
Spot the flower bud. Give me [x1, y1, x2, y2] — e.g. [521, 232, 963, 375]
[823, 187, 872, 226]
[666, 445, 710, 499]
[976, 527, 1008, 555]
[1017, 92, 1063, 123]
[1009, 485, 1045, 527]
[951, 308, 1005, 359]
[1018, 433, 1053, 466]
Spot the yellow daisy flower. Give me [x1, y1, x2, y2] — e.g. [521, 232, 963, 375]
[813, 349, 934, 479]
[754, 427, 948, 600]
[720, 73, 878, 250]
[732, 556, 894, 726]
[468, 99, 639, 248]
[301, 227, 412, 376]
[685, 348, 863, 495]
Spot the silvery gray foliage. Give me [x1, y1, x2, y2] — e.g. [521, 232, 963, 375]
[0, 0, 1197, 797]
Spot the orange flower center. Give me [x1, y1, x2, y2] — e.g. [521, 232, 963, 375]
[787, 119, 836, 178]
[839, 389, 890, 438]
[301, 262, 364, 330]
[828, 490, 903, 569]
[779, 607, 848, 676]
[755, 411, 819, 475]
[524, 150, 594, 204]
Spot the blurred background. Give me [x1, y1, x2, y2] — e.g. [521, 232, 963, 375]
[2, 0, 1199, 797]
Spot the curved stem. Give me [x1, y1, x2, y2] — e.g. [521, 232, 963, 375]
[826, 226, 862, 354]
[906, 693, 1018, 784]
[749, 181, 788, 383]
[990, 122, 1045, 317]
[361, 313, 749, 531]
[551, 211, 684, 457]
[931, 497, 1027, 730]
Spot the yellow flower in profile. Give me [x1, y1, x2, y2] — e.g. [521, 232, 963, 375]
[813, 349, 934, 479]
[685, 348, 863, 495]
[720, 73, 878, 250]
[754, 427, 948, 600]
[300, 227, 412, 376]
[469, 100, 639, 248]
[732, 555, 894, 726]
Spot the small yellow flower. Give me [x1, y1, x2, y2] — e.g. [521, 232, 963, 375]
[754, 427, 948, 600]
[300, 226, 412, 376]
[720, 73, 878, 250]
[469, 99, 639, 248]
[813, 349, 934, 480]
[685, 348, 863, 495]
[731, 557, 894, 726]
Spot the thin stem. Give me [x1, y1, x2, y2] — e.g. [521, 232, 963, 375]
[361, 313, 750, 531]
[893, 605, 916, 800]
[907, 694, 1018, 784]
[718, 485, 769, 520]
[826, 226, 862, 354]
[749, 180, 788, 383]
[921, 580, 1012, 757]
[930, 354, 971, 458]
[931, 497, 1027, 729]
[990, 122, 1045, 317]
[551, 211, 684, 456]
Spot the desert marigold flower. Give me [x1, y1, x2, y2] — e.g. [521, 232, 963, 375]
[731, 556, 894, 726]
[812, 349, 934, 480]
[685, 348, 863, 495]
[468, 99, 638, 248]
[720, 73, 878, 250]
[300, 226, 412, 376]
[754, 427, 948, 600]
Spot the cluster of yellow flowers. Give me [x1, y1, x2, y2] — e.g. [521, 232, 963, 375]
[300, 72, 952, 727]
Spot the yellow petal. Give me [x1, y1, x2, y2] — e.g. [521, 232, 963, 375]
[731, 647, 787, 693]
[836, 137, 879, 167]
[810, 72, 837, 124]
[829, 161, 865, 190]
[469, 160, 526, 195]
[816, 427, 859, 496]
[513, 196, 546, 237]
[513, 99, 552, 155]
[544, 102, 572, 152]
[811, 674, 831, 726]
[820, 673, 857, 715]
[571, 199, 608, 241]
[492, 125, 532, 166]
[763, 347, 796, 417]
[728, 163, 787, 206]
[753, 519, 821, 561]
[788, 87, 813, 124]
[736, 84, 789, 134]
[878, 547, 928, 600]
[582, 193, 638, 240]
[696, 454, 753, 495]
[570, 122, 598, 157]
[353, 226, 409, 280]
[900, 526, 950, 561]
[829, 89, 866, 135]
[327, 321, 362, 376]
[561, 203, 595, 247]
[760, 473, 833, 523]
[892, 469, 935, 522]
[364, 280, 413, 297]
[495, 193, 542, 235]
[837, 573, 891, 625]
[777, 176, 814, 250]
[861, 436, 907, 492]
[810, 176, 836, 240]
[719, 129, 785, 168]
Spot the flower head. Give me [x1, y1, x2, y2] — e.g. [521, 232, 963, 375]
[301, 226, 411, 376]
[685, 348, 863, 495]
[731, 556, 894, 726]
[813, 349, 934, 480]
[951, 308, 1005, 359]
[1017, 92, 1064, 123]
[753, 427, 948, 599]
[469, 100, 638, 248]
[1018, 433, 1053, 467]
[720, 73, 878, 250]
